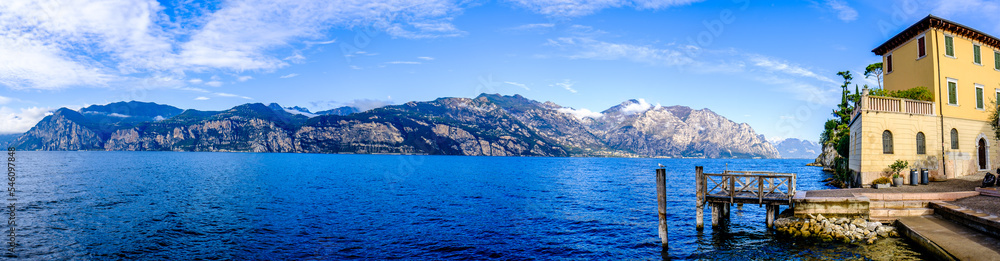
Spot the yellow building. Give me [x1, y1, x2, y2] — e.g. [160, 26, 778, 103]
[850, 15, 1000, 184]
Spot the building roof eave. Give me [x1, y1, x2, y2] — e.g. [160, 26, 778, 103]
[872, 15, 1000, 56]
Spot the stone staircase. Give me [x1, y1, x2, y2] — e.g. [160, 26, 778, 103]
[860, 192, 979, 222]
[868, 199, 933, 222]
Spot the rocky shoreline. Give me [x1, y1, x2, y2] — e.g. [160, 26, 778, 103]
[774, 214, 898, 244]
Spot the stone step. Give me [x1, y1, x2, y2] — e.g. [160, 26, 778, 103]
[869, 200, 929, 209]
[870, 207, 934, 218]
[897, 215, 1000, 261]
[869, 216, 899, 223]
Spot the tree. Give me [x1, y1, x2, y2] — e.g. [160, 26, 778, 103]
[833, 71, 854, 125]
[865, 62, 884, 89]
[820, 71, 858, 188]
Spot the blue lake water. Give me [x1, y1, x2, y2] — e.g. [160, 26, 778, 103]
[7, 152, 929, 260]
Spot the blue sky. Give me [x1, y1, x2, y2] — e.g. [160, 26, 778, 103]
[1, 0, 999, 142]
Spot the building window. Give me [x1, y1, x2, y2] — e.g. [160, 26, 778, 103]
[974, 44, 982, 65]
[948, 79, 958, 105]
[977, 84, 985, 109]
[979, 138, 989, 170]
[886, 54, 893, 72]
[951, 128, 960, 149]
[945, 35, 955, 57]
[883, 130, 894, 154]
[995, 51, 1000, 70]
[918, 36, 926, 58]
[917, 132, 926, 155]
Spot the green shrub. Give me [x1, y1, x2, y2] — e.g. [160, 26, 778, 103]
[872, 177, 891, 185]
[888, 160, 908, 178]
[870, 86, 933, 102]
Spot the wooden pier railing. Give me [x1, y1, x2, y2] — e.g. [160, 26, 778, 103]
[705, 170, 796, 204]
[695, 167, 797, 230]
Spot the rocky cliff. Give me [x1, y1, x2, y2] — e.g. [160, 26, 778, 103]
[588, 100, 778, 158]
[10, 94, 781, 158]
[14, 108, 105, 150]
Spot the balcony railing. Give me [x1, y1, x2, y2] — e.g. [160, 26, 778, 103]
[851, 92, 935, 122]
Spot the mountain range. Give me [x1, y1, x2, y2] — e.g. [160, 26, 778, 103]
[770, 138, 822, 159]
[7, 94, 782, 158]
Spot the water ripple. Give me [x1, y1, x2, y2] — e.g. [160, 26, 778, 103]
[7, 152, 931, 260]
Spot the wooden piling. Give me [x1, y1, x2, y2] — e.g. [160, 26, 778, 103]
[765, 204, 778, 229]
[656, 168, 668, 246]
[721, 203, 730, 225]
[711, 203, 719, 226]
[695, 166, 704, 231]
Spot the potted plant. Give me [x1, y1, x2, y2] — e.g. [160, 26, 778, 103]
[872, 177, 892, 189]
[888, 160, 908, 187]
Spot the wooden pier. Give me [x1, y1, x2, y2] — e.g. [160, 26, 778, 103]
[693, 166, 797, 229]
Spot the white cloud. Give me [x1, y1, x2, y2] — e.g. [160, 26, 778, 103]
[215, 92, 253, 100]
[195, 96, 210, 100]
[621, 98, 653, 114]
[505, 23, 556, 33]
[205, 81, 223, 87]
[280, 73, 298, 78]
[0, 96, 11, 105]
[753, 75, 838, 106]
[552, 37, 694, 66]
[508, 0, 705, 17]
[551, 79, 577, 93]
[504, 81, 531, 91]
[178, 86, 210, 93]
[385, 61, 422, 65]
[825, 0, 858, 22]
[0, 107, 53, 134]
[305, 39, 337, 45]
[342, 99, 393, 111]
[188, 78, 204, 84]
[0, 0, 469, 90]
[748, 55, 836, 84]
[417, 56, 435, 60]
[557, 107, 602, 119]
[928, 0, 1000, 32]
[386, 20, 467, 39]
[0, 36, 115, 90]
[237, 76, 253, 82]
[284, 53, 306, 63]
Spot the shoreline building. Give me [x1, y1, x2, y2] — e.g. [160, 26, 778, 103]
[850, 15, 1000, 184]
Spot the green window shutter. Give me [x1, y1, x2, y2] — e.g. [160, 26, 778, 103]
[996, 91, 1000, 107]
[977, 87, 984, 109]
[945, 36, 954, 56]
[949, 82, 957, 104]
[974, 45, 982, 64]
[995, 51, 1000, 70]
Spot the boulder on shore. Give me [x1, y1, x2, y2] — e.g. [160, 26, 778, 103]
[773, 216, 897, 244]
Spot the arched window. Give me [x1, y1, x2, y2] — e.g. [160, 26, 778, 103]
[951, 128, 960, 149]
[916, 132, 926, 155]
[883, 130, 894, 154]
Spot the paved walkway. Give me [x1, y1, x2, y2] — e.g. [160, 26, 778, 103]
[897, 215, 1000, 261]
[808, 175, 982, 197]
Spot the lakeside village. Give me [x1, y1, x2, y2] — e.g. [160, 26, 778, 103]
[692, 15, 1000, 259]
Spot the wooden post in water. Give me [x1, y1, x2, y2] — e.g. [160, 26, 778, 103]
[695, 166, 704, 231]
[765, 204, 778, 229]
[655, 168, 668, 246]
[711, 203, 719, 226]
